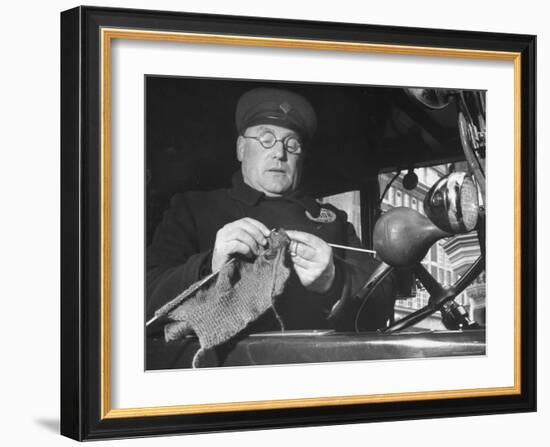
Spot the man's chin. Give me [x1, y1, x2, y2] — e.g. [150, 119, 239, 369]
[261, 181, 292, 197]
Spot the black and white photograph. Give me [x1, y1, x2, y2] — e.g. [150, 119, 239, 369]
[55, 4, 537, 441]
[144, 77, 487, 370]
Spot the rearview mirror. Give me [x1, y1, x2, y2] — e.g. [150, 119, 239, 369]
[405, 88, 453, 109]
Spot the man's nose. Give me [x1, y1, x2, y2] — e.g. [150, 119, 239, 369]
[270, 141, 287, 160]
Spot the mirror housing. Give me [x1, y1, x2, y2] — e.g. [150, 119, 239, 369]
[405, 88, 453, 109]
[424, 172, 480, 234]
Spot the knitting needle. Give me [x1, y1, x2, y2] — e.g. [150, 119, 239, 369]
[146, 258, 235, 328]
[283, 226, 376, 255]
[327, 243, 376, 255]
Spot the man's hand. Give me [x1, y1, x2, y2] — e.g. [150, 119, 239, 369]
[285, 230, 335, 294]
[211, 218, 272, 271]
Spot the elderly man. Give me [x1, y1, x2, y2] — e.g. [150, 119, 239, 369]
[147, 87, 395, 333]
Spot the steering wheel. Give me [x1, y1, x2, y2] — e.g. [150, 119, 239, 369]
[353, 90, 486, 333]
[352, 208, 484, 333]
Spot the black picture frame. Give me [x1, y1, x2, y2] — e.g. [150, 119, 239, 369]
[61, 5, 536, 441]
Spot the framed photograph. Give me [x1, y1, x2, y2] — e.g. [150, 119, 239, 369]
[61, 5, 536, 440]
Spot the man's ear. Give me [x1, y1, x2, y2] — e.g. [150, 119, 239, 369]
[236, 136, 245, 162]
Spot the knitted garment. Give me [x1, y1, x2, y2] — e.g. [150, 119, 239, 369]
[164, 229, 291, 367]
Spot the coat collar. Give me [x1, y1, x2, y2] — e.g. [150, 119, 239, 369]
[230, 171, 321, 216]
[230, 171, 264, 206]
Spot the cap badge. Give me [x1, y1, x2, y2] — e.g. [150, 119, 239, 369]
[279, 101, 292, 115]
[305, 207, 337, 224]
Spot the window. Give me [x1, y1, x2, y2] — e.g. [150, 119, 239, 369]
[411, 197, 417, 210]
[395, 190, 402, 206]
[438, 247, 444, 266]
[430, 245, 438, 263]
[386, 186, 395, 205]
[320, 190, 362, 240]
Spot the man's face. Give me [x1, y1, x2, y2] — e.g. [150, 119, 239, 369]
[237, 124, 304, 197]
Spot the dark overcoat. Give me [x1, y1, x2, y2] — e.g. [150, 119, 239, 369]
[147, 172, 397, 332]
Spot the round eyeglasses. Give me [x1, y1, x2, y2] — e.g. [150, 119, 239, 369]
[242, 131, 303, 154]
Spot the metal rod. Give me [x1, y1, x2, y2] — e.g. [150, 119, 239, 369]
[413, 263, 445, 298]
[328, 243, 376, 255]
[146, 258, 235, 327]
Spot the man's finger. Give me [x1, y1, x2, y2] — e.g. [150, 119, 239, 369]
[223, 228, 259, 255]
[225, 226, 260, 251]
[232, 231, 260, 255]
[242, 218, 272, 238]
[290, 253, 316, 269]
[227, 240, 255, 258]
[238, 220, 269, 247]
[290, 240, 316, 261]
[285, 230, 321, 248]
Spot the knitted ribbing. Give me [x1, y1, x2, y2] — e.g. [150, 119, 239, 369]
[164, 229, 291, 366]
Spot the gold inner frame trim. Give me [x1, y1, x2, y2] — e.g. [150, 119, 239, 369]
[100, 27, 522, 420]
